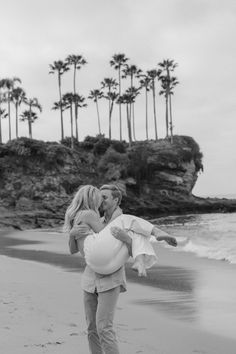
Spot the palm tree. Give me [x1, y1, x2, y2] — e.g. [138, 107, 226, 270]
[49, 60, 69, 140]
[0, 77, 21, 140]
[118, 91, 136, 147]
[88, 89, 104, 135]
[168, 76, 179, 142]
[159, 76, 169, 138]
[0, 108, 8, 144]
[107, 91, 119, 139]
[139, 73, 152, 140]
[66, 54, 87, 139]
[52, 100, 67, 114]
[11, 87, 26, 138]
[23, 97, 42, 139]
[122, 64, 142, 140]
[110, 53, 129, 140]
[147, 69, 161, 141]
[73, 93, 87, 141]
[0, 87, 5, 144]
[125, 87, 140, 141]
[62, 93, 75, 148]
[158, 59, 178, 142]
[101, 78, 118, 139]
[20, 110, 39, 138]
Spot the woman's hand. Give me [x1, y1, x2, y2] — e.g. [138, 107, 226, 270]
[162, 236, 177, 247]
[70, 224, 91, 240]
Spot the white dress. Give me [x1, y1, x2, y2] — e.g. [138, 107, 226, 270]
[83, 214, 157, 274]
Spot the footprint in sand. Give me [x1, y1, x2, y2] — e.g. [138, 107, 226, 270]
[70, 332, 79, 336]
[68, 322, 78, 327]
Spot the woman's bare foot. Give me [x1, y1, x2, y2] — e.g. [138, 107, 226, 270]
[132, 260, 147, 277]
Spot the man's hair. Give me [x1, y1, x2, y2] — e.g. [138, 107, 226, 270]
[100, 184, 122, 205]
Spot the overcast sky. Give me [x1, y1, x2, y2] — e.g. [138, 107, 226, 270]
[0, 0, 235, 197]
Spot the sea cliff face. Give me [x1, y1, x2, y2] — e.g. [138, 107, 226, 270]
[0, 135, 235, 230]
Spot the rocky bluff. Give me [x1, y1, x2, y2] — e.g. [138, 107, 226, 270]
[0, 135, 235, 230]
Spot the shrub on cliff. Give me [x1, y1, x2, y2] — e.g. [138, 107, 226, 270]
[172, 135, 203, 172]
[74, 135, 127, 155]
[1, 138, 71, 169]
[98, 148, 129, 179]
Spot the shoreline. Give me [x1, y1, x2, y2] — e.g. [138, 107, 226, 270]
[1, 197, 236, 231]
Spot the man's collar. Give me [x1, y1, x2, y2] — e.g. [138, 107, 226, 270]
[103, 207, 123, 224]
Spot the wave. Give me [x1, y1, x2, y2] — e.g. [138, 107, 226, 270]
[181, 240, 236, 264]
[154, 213, 236, 265]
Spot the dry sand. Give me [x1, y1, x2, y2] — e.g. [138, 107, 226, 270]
[1, 229, 236, 354]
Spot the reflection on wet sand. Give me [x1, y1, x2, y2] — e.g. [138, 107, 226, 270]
[130, 265, 198, 323]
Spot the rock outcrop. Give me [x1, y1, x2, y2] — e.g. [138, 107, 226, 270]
[0, 135, 235, 230]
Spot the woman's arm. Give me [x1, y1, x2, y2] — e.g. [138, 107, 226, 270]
[82, 210, 104, 233]
[68, 211, 103, 255]
[111, 227, 133, 257]
[69, 234, 79, 254]
[151, 226, 177, 247]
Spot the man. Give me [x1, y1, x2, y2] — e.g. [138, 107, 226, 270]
[69, 184, 177, 354]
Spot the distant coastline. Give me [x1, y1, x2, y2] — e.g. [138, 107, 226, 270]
[199, 193, 236, 199]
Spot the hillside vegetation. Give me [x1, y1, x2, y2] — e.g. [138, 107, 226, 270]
[0, 135, 235, 230]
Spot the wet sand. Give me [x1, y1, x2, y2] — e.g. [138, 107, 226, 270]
[1, 229, 236, 353]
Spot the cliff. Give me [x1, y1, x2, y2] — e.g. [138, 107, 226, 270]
[0, 135, 235, 230]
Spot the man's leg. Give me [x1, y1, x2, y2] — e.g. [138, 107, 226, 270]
[83, 290, 103, 354]
[96, 286, 120, 354]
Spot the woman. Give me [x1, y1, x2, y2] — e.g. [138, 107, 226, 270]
[64, 185, 158, 276]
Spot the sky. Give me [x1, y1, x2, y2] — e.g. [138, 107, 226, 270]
[0, 0, 236, 197]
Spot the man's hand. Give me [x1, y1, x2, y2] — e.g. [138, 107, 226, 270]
[70, 224, 91, 240]
[158, 235, 177, 247]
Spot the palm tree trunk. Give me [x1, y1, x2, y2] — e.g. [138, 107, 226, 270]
[75, 114, 79, 141]
[118, 68, 122, 141]
[126, 104, 131, 147]
[29, 106, 32, 139]
[132, 103, 136, 141]
[58, 73, 64, 141]
[73, 66, 79, 141]
[96, 100, 101, 134]
[145, 88, 148, 140]
[109, 100, 115, 139]
[152, 81, 158, 141]
[165, 94, 169, 138]
[169, 94, 173, 143]
[70, 105, 74, 149]
[0, 98, 2, 143]
[8, 94, 11, 141]
[15, 103, 19, 138]
[0, 112, 2, 144]
[129, 75, 133, 137]
[108, 97, 111, 139]
[73, 65, 76, 94]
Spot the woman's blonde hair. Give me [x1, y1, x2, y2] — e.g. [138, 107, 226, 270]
[63, 185, 101, 232]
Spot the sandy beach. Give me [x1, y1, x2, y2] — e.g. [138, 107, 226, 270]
[1, 229, 236, 354]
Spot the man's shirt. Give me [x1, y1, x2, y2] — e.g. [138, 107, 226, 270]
[81, 207, 127, 293]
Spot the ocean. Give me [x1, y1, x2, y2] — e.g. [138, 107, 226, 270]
[149, 212, 236, 340]
[152, 212, 236, 265]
